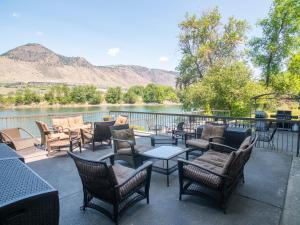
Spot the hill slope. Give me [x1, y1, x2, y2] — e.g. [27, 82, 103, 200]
[0, 43, 177, 88]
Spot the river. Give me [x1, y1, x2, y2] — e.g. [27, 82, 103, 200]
[0, 104, 183, 117]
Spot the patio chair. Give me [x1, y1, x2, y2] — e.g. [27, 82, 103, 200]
[178, 135, 257, 213]
[110, 125, 151, 168]
[256, 126, 277, 149]
[36, 121, 81, 156]
[185, 123, 226, 158]
[168, 121, 185, 140]
[68, 151, 152, 224]
[0, 127, 39, 151]
[81, 121, 115, 150]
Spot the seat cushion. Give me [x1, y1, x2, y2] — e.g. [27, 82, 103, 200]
[111, 128, 136, 149]
[195, 152, 228, 168]
[186, 139, 209, 149]
[13, 138, 39, 151]
[112, 164, 147, 197]
[200, 124, 225, 142]
[183, 160, 223, 189]
[239, 136, 252, 151]
[50, 132, 70, 140]
[118, 144, 150, 155]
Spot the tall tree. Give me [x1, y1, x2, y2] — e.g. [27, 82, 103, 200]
[176, 8, 248, 88]
[249, 0, 300, 86]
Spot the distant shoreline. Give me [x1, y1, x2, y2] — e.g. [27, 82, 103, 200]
[0, 102, 182, 110]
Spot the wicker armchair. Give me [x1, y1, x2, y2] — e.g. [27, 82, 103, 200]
[0, 127, 39, 151]
[36, 121, 81, 156]
[185, 124, 226, 158]
[68, 151, 152, 224]
[110, 126, 151, 168]
[81, 121, 115, 151]
[178, 136, 257, 213]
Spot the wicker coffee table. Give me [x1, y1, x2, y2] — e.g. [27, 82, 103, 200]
[140, 146, 187, 186]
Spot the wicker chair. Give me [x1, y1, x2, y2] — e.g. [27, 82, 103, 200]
[0, 127, 39, 151]
[178, 135, 258, 213]
[36, 121, 81, 156]
[110, 126, 151, 168]
[185, 124, 226, 158]
[68, 151, 152, 224]
[81, 121, 115, 151]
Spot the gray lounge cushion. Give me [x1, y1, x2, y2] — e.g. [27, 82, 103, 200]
[117, 144, 150, 155]
[201, 124, 226, 142]
[111, 128, 136, 149]
[186, 139, 209, 149]
[112, 164, 147, 197]
[183, 160, 223, 189]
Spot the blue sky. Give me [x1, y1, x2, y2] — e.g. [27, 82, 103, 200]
[0, 0, 272, 70]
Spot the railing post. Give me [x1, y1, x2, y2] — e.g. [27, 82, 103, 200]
[155, 114, 158, 135]
[297, 123, 300, 157]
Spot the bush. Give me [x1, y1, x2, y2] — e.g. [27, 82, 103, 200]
[105, 87, 122, 104]
[123, 90, 138, 104]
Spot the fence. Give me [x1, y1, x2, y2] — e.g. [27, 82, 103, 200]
[0, 110, 299, 156]
[109, 111, 300, 157]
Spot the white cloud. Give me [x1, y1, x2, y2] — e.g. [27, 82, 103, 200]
[107, 48, 120, 57]
[159, 56, 169, 63]
[12, 12, 20, 18]
[36, 31, 44, 37]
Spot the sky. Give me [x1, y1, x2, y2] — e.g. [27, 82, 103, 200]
[0, 0, 272, 71]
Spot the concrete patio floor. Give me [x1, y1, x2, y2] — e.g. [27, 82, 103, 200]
[27, 138, 293, 225]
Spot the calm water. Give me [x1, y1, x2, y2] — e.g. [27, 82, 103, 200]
[0, 104, 183, 117]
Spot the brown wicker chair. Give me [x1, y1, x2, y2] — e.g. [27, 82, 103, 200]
[0, 127, 39, 151]
[36, 121, 81, 156]
[185, 123, 226, 158]
[68, 151, 152, 224]
[110, 125, 151, 168]
[178, 135, 257, 213]
[81, 121, 115, 151]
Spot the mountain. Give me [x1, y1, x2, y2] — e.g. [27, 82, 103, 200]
[0, 43, 178, 88]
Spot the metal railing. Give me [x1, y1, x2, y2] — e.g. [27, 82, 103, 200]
[0, 110, 299, 156]
[109, 111, 300, 157]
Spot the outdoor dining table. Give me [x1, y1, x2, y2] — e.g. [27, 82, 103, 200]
[0, 143, 24, 162]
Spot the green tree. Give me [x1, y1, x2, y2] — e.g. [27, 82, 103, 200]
[105, 87, 122, 104]
[249, 0, 300, 86]
[70, 86, 87, 103]
[288, 52, 300, 75]
[176, 8, 249, 88]
[123, 91, 138, 104]
[14, 90, 23, 105]
[128, 85, 145, 96]
[88, 91, 103, 104]
[182, 62, 269, 116]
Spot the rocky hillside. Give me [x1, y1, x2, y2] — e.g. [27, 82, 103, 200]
[0, 43, 177, 88]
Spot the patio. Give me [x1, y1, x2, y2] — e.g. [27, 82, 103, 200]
[26, 136, 292, 225]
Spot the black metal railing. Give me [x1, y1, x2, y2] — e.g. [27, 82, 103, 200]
[0, 110, 299, 156]
[109, 111, 300, 157]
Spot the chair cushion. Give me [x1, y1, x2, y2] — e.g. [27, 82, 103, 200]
[1, 128, 21, 142]
[52, 118, 69, 129]
[221, 151, 236, 175]
[50, 132, 69, 140]
[114, 116, 128, 126]
[117, 144, 150, 155]
[200, 124, 225, 142]
[68, 116, 84, 128]
[183, 160, 223, 189]
[111, 128, 136, 149]
[238, 136, 252, 151]
[112, 164, 147, 197]
[13, 138, 39, 151]
[186, 139, 209, 149]
[195, 152, 228, 168]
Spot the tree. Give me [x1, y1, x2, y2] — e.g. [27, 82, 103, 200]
[182, 62, 269, 116]
[143, 84, 163, 103]
[88, 91, 103, 104]
[249, 0, 300, 86]
[105, 87, 122, 104]
[176, 8, 249, 88]
[288, 52, 300, 75]
[270, 72, 300, 94]
[14, 90, 23, 105]
[123, 90, 138, 104]
[70, 86, 87, 103]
